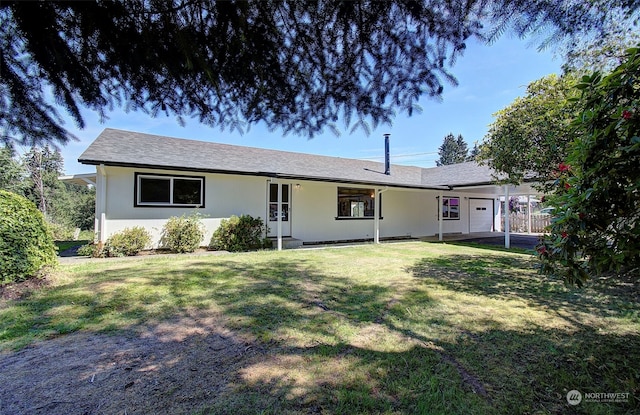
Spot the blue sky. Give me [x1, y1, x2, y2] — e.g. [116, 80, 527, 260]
[58, 35, 561, 175]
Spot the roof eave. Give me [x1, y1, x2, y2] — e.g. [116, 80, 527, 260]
[78, 159, 449, 191]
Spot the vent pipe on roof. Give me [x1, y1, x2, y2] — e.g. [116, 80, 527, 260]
[384, 133, 390, 175]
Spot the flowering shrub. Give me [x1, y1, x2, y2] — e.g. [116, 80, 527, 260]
[536, 46, 640, 286]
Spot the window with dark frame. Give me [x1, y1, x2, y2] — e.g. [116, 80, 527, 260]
[337, 187, 381, 219]
[440, 196, 460, 220]
[135, 173, 204, 207]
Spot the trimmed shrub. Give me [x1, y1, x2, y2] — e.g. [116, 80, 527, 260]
[0, 190, 57, 284]
[47, 221, 74, 241]
[161, 213, 204, 253]
[104, 227, 151, 257]
[209, 215, 269, 252]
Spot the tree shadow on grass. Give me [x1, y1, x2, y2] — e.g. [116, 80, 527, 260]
[406, 254, 639, 322]
[2, 256, 639, 414]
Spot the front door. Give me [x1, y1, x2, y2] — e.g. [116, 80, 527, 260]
[267, 183, 291, 237]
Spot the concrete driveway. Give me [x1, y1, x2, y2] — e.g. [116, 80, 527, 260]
[421, 232, 541, 250]
[455, 234, 541, 250]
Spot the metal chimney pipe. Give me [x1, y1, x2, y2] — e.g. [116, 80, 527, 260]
[384, 133, 390, 175]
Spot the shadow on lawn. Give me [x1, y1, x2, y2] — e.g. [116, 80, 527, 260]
[3, 256, 639, 414]
[407, 254, 639, 322]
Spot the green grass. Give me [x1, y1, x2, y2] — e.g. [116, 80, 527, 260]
[1, 242, 638, 414]
[54, 239, 90, 253]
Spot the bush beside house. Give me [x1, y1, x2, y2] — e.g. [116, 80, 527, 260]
[161, 213, 205, 253]
[104, 226, 151, 257]
[209, 215, 269, 252]
[0, 190, 57, 284]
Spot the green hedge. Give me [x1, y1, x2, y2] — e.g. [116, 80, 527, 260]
[0, 190, 57, 284]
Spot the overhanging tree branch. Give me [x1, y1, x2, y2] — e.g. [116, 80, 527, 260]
[0, 0, 637, 146]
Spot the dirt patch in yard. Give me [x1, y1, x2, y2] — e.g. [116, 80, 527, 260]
[0, 311, 264, 415]
[0, 276, 53, 302]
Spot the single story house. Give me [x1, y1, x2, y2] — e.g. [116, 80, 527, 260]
[63, 128, 538, 249]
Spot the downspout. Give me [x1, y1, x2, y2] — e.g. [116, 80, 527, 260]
[384, 134, 391, 175]
[504, 185, 510, 248]
[97, 164, 107, 243]
[277, 181, 283, 251]
[438, 191, 444, 241]
[374, 187, 389, 244]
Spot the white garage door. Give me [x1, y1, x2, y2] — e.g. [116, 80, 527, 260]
[469, 199, 494, 232]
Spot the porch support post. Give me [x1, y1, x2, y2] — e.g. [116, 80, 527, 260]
[374, 189, 380, 244]
[97, 164, 107, 243]
[373, 188, 388, 244]
[438, 191, 444, 241]
[527, 194, 532, 234]
[277, 181, 283, 251]
[504, 185, 510, 248]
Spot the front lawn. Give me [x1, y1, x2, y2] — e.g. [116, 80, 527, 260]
[1, 242, 638, 414]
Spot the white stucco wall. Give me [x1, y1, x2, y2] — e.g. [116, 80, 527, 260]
[101, 166, 269, 247]
[288, 182, 489, 241]
[97, 166, 505, 247]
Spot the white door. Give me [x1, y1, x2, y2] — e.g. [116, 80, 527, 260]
[267, 183, 291, 237]
[469, 199, 494, 232]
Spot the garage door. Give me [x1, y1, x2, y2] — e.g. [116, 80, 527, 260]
[469, 199, 494, 232]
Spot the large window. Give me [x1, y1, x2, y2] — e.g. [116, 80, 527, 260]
[135, 173, 204, 207]
[337, 187, 381, 219]
[440, 196, 460, 220]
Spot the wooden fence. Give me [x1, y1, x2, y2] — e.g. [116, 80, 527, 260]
[501, 213, 551, 233]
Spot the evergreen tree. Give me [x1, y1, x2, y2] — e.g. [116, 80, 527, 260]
[436, 133, 469, 166]
[1, 1, 637, 146]
[23, 146, 65, 220]
[0, 145, 27, 194]
[467, 143, 481, 161]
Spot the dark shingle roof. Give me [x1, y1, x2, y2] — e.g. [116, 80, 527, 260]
[79, 128, 499, 189]
[421, 161, 499, 187]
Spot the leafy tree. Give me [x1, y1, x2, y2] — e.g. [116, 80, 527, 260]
[1, 144, 94, 230]
[478, 74, 581, 188]
[537, 46, 640, 286]
[66, 184, 95, 230]
[1, 1, 637, 146]
[436, 133, 468, 166]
